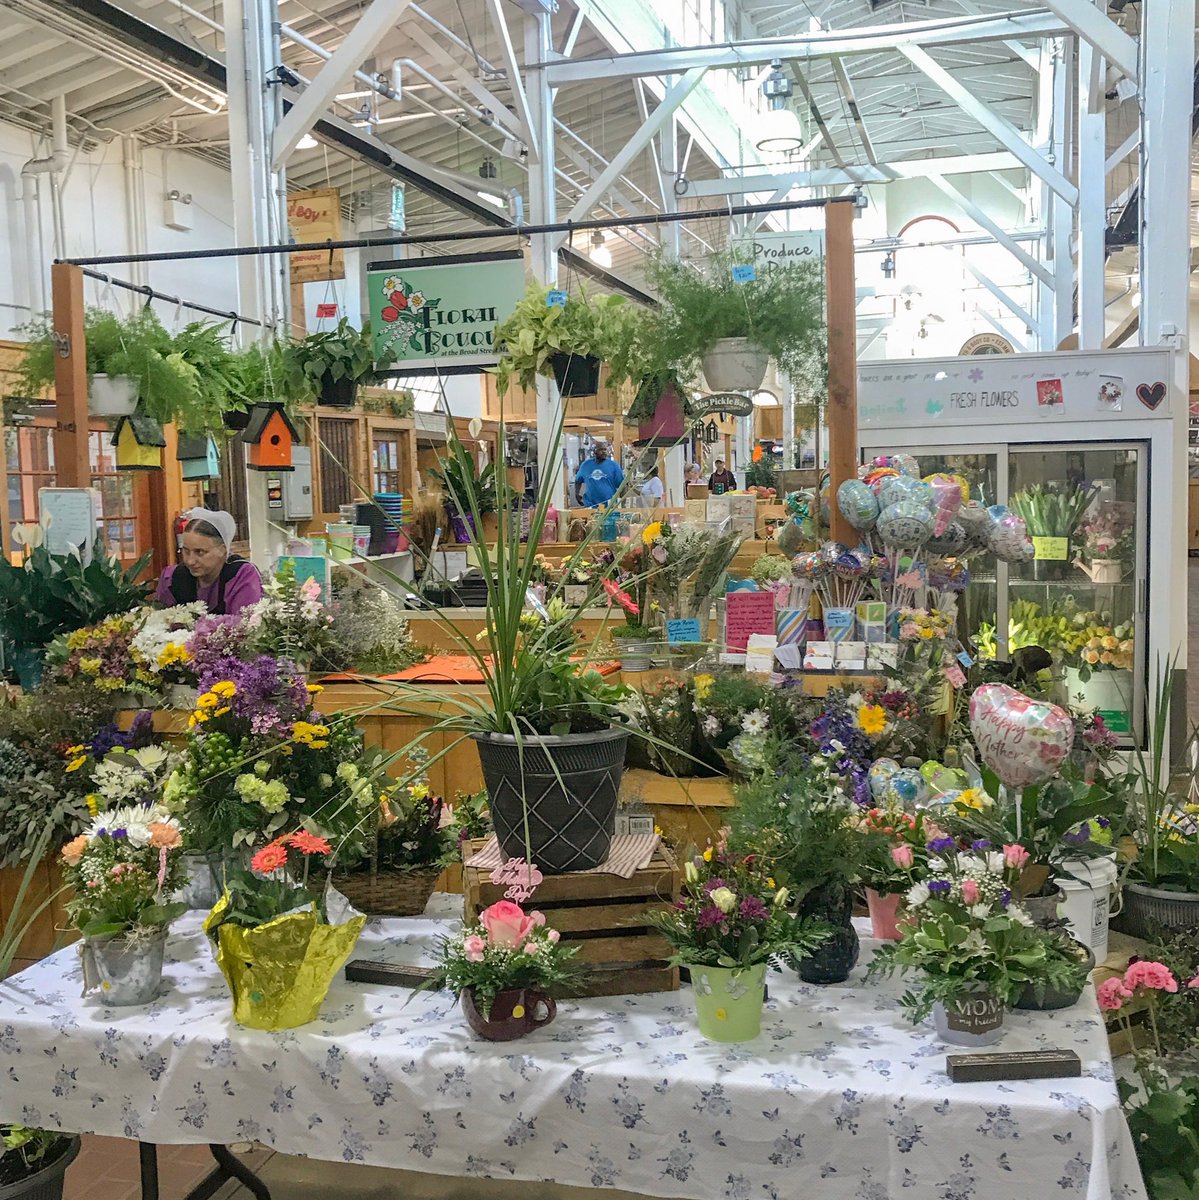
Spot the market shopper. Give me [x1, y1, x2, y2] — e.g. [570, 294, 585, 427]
[639, 466, 664, 507]
[154, 507, 263, 616]
[574, 441, 625, 507]
[707, 458, 737, 495]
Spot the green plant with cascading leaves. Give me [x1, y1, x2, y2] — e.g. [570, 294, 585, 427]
[647, 248, 826, 387]
[283, 319, 378, 400]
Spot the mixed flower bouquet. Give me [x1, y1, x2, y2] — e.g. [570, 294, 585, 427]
[898, 607, 955, 643]
[1077, 501, 1134, 564]
[645, 845, 830, 969]
[204, 830, 367, 1030]
[624, 676, 699, 776]
[855, 804, 934, 895]
[693, 670, 792, 774]
[867, 842, 1088, 1022]
[48, 614, 153, 696]
[129, 603, 206, 687]
[60, 804, 186, 939]
[430, 900, 579, 1021]
[88, 743, 177, 811]
[243, 562, 335, 670]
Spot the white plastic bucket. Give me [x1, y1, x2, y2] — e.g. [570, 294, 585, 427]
[1058, 855, 1118, 959]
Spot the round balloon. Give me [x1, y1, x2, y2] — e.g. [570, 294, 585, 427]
[968, 684, 1075, 789]
[878, 475, 925, 508]
[836, 479, 880, 531]
[892, 453, 921, 478]
[989, 513, 1035, 563]
[877, 500, 934, 548]
[869, 757, 900, 800]
[883, 768, 927, 808]
[957, 501, 992, 533]
[776, 519, 805, 557]
[865, 467, 900, 496]
[926, 521, 966, 555]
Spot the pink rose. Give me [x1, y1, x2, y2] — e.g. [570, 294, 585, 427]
[547, 929, 561, 943]
[1096, 977, 1132, 1012]
[529, 911, 546, 927]
[463, 934, 486, 963]
[1002, 844, 1030, 870]
[1124, 961, 1178, 993]
[961, 879, 979, 905]
[1188, 975, 1199, 990]
[890, 845, 914, 869]
[522, 943, 539, 955]
[480, 900, 535, 949]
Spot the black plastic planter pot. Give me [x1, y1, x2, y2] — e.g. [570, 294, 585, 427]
[549, 353, 602, 399]
[0, 1135, 80, 1200]
[320, 373, 358, 408]
[473, 728, 628, 873]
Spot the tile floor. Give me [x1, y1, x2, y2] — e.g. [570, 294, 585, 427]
[44, 562, 1199, 1198]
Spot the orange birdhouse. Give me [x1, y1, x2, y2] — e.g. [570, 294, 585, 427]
[241, 403, 300, 472]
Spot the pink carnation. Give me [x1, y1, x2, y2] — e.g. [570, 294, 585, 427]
[462, 934, 486, 963]
[890, 844, 914, 869]
[961, 879, 980, 905]
[1123, 960, 1178, 993]
[547, 929, 560, 943]
[1188, 975, 1199, 990]
[1096, 977, 1132, 1012]
[529, 911, 546, 927]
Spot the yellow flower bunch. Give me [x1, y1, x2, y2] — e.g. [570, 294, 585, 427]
[156, 642, 191, 669]
[856, 703, 887, 738]
[693, 673, 715, 703]
[954, 787, 992, 812]
[64, 744, 87, 773]
[292, 720, 330, 749]
[211, 681, 237, 698]
[642, 521, 664, 546]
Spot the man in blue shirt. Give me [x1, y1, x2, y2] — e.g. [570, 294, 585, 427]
[573, 441, 625, 507]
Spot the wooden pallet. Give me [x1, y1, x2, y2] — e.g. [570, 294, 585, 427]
[463, 839, 682, 997]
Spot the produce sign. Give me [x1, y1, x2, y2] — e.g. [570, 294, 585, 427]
[367, 251, 526, 372]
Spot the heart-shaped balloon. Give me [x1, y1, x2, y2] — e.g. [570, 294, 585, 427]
[968, 684, 1075, 789]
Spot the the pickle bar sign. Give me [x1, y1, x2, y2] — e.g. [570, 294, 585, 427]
[368, 250, 526, 372]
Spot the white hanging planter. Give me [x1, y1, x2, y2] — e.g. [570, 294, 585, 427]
[700, 338, 769, 394]
[88, 373, 140, 418]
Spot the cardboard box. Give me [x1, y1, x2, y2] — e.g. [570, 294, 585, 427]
[705, 496, 731, 523]
[687, 484, 710, 500]
[684, 499, 709, 524]
[728, 494, 757, 537]
[836, 641, 867, 662]
[756, 503, 788, 540]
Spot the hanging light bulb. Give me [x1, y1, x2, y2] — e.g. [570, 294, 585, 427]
[756, 59, 803, 152]
[589, 230, 612, 269]
[296, 133, 318, 150]
[478, 156, 497, 180]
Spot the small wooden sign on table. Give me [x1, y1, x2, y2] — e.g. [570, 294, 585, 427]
[462, 839, 682, 997]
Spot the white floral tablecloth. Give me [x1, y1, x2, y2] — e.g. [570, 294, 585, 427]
[0, 900, 1146, 1200]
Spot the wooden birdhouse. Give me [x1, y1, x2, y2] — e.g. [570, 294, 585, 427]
[241, 403, 300, 472]
[176, 434, 221, 480]
[112, 415, 165, 471]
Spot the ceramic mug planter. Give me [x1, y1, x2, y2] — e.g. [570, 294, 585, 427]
[933, 984, 1005, 1046]
[461, 988, 557, 1041]
[80, 927, 168, 1006]
[690, 963, 767, 1043]
[865, 888, 903, 941]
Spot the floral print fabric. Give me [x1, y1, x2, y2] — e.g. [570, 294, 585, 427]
[0, 903, 1145, 1200]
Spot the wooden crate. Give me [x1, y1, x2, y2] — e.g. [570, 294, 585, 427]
[463, 839, 681, 997]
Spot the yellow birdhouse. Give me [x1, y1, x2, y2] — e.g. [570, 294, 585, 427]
[112, 415, 165, 471]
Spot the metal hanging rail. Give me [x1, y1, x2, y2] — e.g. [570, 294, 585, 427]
[78, 267, 277, 330]
[61, 194, 856, 268]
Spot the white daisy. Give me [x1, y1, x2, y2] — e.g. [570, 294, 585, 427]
[969, 903, 992, 919]
[741, 708, 770, 735]
[906, 882, 930, 908]
[1009, 905, 1034, 927]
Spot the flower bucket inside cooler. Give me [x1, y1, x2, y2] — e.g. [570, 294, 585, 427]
[636, 387, 685, 443]
[1063, 668, 1132, 735]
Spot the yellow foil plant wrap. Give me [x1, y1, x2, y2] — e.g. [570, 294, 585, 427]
[203, 831, 365, 1030]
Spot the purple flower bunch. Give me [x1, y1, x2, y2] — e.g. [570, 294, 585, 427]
[185, 616, 252, 680]
[197, 654, 310, 735]
[89, 709, 155, 758]
[811, 693, 875, 806]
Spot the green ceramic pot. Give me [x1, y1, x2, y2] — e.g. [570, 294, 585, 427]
[690, 962, 767, 1043]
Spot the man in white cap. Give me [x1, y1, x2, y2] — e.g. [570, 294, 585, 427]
[154, 508, 263, 616]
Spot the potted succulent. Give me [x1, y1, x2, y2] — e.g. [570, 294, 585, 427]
[205, 830, 366, 1030]
[1009, 483, 1098, 581]
[426, 900, 579, 1040]
[867, 841, 1089, 1045]
[0, 1126, 79, 1200]
[647, 249, 825, 395]
[59, 803, 187, 1005]
[645, 845, 829, 1042]
[493, 284, 636, 399]
[283, 319, 378, 408]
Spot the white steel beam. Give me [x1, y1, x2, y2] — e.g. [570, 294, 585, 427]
[1076, 25, 1106, 349]
[830, 57, 878, 165]
[963, 258, 1036, 330]
[272, 0, 414, 168]
[976, 304, 1029, 351]
[926, 173, 1052, 286]
[559, 8, 586, 56]
[1105, 127, 1138, 175]
[484, 0, 539, 161]
[684, 151, 1024, 196]
[1039, 0, 1137, 81]
[951, 0, 1040, 67]
[543, 11, 1070, 84]
[899, 44, 1077, 205]
[559, 66, 705, 236]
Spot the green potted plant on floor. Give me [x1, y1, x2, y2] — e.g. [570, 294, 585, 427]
[283, 319, 378, 408]
[647, 249, 825, 395]
[493, 284, 636, 399]
[645, 845, 829, 1043]
[0, 1124, 79, 1200]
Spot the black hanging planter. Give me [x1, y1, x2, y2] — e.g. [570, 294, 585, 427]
[320, 373, 358, 408]
[473, 728, 628, 873]
[549, 352, 602, 399]
[793, 881, 860, 985]
[223, 408, 251, 432]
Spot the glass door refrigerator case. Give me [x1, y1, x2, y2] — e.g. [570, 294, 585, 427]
[859, 347, 1178, 748]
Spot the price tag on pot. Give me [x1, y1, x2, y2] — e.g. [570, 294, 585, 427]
[731, 263, 757, 284]
[1031, 536, 1068, 561]
[545, 289, 568, 307]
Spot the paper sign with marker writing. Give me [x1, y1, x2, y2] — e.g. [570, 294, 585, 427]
[666, 618, 702, 644]
[731, 264, 757, 283]
[1032, 536, 1069, 562]
[725, 590, 776, 651]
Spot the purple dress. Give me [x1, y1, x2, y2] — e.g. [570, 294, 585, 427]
[154, 561, 263, 616]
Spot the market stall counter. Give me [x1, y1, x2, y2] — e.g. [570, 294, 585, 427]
[0, 900, 1145, 1200]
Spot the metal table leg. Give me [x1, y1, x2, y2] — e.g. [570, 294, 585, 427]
[139, 1142, 272, 1200]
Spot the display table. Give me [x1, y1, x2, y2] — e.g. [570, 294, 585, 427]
[0, 901, 1145, 1200]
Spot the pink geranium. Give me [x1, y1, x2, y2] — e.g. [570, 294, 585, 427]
[462, 934, 486, 963]
[1123, 960, 1178, 994]
[1188, 975, 1199, 990]
[480, 900, 536, 949]
[1097, 977, 1132, 1012]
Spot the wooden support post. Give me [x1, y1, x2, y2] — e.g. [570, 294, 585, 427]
[825, 202, 858, 546]
[50, 263, 90, 490]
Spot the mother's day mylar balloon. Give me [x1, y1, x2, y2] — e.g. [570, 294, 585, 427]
[869, 757, 900, 799]
[836, 479, 879, 531]
[968, 684, 1074, 789]
[877, 500, 934, 548]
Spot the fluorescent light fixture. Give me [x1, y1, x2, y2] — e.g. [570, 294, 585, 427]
[296, 133, 318, 150]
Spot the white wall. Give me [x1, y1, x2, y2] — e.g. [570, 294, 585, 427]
[0, 119, 239, 340]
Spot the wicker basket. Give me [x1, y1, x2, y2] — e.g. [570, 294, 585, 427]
[329, 864, 442, 917]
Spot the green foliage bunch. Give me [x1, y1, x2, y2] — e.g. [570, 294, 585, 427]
[283, 318, 378, 399]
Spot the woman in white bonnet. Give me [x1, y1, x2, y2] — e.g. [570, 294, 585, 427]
[153, 508, 263, 616]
